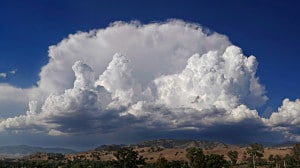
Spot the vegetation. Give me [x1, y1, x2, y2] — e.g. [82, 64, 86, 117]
[245, 143, 264, 168]
[155, 156, 169, 168]
[186, 147, 228, 168]
[113, 147, 145, 168]
[2, 142, 300, 167]
[227, 150, 238, 165]
[186, 147, 206, 168]
[293, 142, 300, 163]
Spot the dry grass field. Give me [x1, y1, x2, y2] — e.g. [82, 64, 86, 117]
[62, 145, 292, 164]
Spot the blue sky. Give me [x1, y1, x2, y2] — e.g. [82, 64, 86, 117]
[0, 0, 300, 149]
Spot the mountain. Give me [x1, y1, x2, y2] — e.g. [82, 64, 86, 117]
[264, 141, 297, 147]
[94, 144, 125, 151]
[94, 139, 229, 151]
[134, 139, 228, 149]
[0, 145, 76, 155]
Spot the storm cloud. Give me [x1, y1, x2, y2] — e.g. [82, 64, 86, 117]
[0, 20, 298, 144]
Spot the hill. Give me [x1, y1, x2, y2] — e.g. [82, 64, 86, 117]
[0, 145, 75, 156]
[94, 139, 229, 151]
[0, 139, 295, 166]
[134, 139, 228, 149]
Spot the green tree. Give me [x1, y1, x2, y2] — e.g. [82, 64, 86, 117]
[186, 147, 205, 168]
[283, 143, 300, 167]
[284, 154, 297, 168]
[155, 156, 169, 168]
[246, 143, 264, 168]
[113, 147, 145, 168]
[269, 154, 283, 168]
[293, 142, 300, 163]
[276, 155, 284, 168]
[268, 154, 274, 162]
[227, 150, 238, 165]
[169, 160, 189, 168]
[205, 154, 228, 168]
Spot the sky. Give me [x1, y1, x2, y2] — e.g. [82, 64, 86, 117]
[0, 0, 300, 150]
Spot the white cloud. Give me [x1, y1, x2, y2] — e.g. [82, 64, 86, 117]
[95, 53, 142, 107]
[266, 99, 300, 126]
[0, 20, 297, 143]
[10, 45, 264, 135]
[0, 61, 112, 134]
[0, 69, 17, 79]
[39, 61, 112, 134]
[263, 99, 300, 140]
[37, 20, 230, 95]
[0, 73, 6, 78]
[9, 69, 17, 74]
[0, 84, 30, 118]
[154, 45, 267, 111]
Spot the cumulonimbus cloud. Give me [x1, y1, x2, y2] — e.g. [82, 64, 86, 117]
[0, 20, 299, 142]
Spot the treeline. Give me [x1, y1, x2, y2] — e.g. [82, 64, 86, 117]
[239, 143, 300, 168]
[1, 143, 300, 168]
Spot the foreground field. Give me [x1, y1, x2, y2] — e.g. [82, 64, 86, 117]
[63, 145, 292, 164]
[1, 139, 297, 168]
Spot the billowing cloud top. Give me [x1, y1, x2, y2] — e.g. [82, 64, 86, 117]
[0, 20, 299, 143]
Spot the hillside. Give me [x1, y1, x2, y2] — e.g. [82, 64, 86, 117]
[66, 139, 293, 164]
[0, 139, 295, 168]
[93, 140, 292, 163]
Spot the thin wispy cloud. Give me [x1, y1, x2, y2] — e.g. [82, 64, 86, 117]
[9, 69, 17, 74]
[0, 69, 17, 79]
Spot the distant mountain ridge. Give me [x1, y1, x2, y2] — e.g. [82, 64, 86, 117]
[95, 144, 125, 151]
[134, 139, 228, 149]
[262, 141, 297, 147]
[95, 139, 229, 151]
[0, 145, 76, 155]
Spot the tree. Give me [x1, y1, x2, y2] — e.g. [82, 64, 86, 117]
[284, 154, 297, 168]
[246, 143, 264, 168]
[205, 154, 228, 168]
[274, 155, 283, 168]
[269, 154, 284, 168]
[268, 154, 274, 162]
[227, 150, 238, 165]
[283, 142, 300, 167]
[186, 147, 205, 168]
[293, 142, 300, 163]
[113, 147, 145, 168]
[155, 156, 169, 168]
[169, 160, 189, 168]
